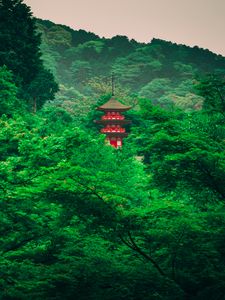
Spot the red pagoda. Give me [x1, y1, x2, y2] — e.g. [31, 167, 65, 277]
[95, 97, 132, 148]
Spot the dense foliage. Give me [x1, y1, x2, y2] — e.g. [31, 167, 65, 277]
[0, 0, 58, 111]
[36, 18, 225, 117]
[1, 1, 225, 299]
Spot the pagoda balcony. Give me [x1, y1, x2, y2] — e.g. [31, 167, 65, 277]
[101, 128, 126, 133]
[101, 115, 125, 120]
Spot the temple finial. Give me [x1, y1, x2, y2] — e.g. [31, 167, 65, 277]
[112, 73, 115, 96]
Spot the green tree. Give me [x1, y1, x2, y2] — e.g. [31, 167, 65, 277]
[139, 78, 172, 104]
[0, 0, 58, 111]
[0, 66, 20, 115]
[0, 114, 150, 299]
[26, 67, 59, 112]
[0, 0, 41, 85]
[195, 73, 225, 115]
[70, 60, 92, 84]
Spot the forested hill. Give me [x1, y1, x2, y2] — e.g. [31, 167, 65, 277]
[2, 1, 225, 299]
[37, 18, 225, 113]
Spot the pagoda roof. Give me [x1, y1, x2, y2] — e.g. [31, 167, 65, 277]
[97, 97, 131, 111]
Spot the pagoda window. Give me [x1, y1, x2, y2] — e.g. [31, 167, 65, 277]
[105, 112, 110, 119]
[116, 125, 120, 132]
[116, 112, 121, 119]
[117, 138, 122, 147]
[111, 112, 116, 119]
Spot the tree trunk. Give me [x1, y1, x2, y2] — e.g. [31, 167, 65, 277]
[33, 97, 37, 114]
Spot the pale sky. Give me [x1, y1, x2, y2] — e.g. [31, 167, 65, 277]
[24, 0, 225, 56]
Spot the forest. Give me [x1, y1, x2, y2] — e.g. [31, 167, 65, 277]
[0, 0, 225, 299]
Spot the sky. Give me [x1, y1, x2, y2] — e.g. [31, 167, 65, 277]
[24, 0, 225, 56]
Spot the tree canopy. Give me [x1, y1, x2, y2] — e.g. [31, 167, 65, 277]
[1, 2, 225, 299]
[0, 0, 58, 111]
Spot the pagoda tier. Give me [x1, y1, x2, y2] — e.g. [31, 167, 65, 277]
[95, 119, 131, 125]
[95, 97, 132, 148]
[104, 132, 128, 138]
[101, 125, 126, 133]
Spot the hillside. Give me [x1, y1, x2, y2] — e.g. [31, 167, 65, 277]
[37, 18, 225, 115]
[1, 2, 225, 298]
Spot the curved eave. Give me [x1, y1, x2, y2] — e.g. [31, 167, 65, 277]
[97, 107, 131, 112]
[95, 119, 132, 125]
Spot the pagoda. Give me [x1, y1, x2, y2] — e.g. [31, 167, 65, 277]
[95, 97, 132, 148]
